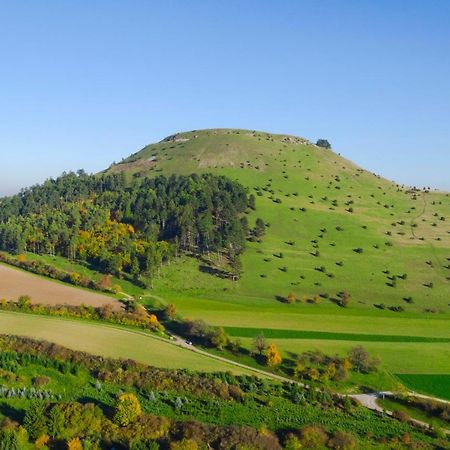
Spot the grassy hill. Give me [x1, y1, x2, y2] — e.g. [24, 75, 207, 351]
[106, 129, 450, 390]
[109, 128, 450, 312]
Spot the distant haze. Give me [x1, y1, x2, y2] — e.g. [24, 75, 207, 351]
[1, 1, 449, 196]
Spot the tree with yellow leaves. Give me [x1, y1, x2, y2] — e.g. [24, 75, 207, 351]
[114, 393, 142, 426]
[67, 437, 83, 450]
[293, 359, 306, 379]
[35, 435, 49, 450]
[266, 343, 282, 367]
[324, 362, 337, 380]
[308, 367, 320, 381]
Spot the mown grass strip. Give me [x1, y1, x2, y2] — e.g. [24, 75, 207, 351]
[224, 327, 450, 343]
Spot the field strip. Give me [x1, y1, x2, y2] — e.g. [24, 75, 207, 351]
[224, 326, 450, 343]
[0, 262, 120, 309]
[0, 311, 258, 375]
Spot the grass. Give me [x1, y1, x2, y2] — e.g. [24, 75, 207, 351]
[0, 311, 255, 375]
[396, 374, 450, 400]
[117, 129, 450, 313]
[237, 338, 450, 374]
[378, 397, 450, 429]
[224, 326, 450, 342]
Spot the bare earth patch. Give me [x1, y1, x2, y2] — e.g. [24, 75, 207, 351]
[0, 263, 120, 309]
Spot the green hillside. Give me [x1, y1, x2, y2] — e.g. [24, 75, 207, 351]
[109, 129, 450, 383]
[110, 128, 450, 313]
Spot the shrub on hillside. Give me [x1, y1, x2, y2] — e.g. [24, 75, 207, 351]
[316, 139, 331, 149]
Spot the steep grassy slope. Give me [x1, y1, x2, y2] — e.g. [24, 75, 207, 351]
[111, 128, 450, 313]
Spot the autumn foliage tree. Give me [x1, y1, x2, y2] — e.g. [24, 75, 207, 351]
[210, 327, 229, 350]
[266, 343, 282, 367]
[163, 303, 177, 321]
[67, 437, 83, 450]
[299, 425, 328, 448]
[114, 393, 142, 426]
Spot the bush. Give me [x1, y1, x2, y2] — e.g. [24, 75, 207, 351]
[32, 376, 50, 387]
[299, 425, 328, 448]
[328, 430, 358, 449]
[316, 139, 331, 149]
[114, 393, 143, 426]
[392, 410, 410, 423]
[0, 298, 164, 333]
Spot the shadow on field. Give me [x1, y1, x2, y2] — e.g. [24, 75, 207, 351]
[0, 403, 23, 423]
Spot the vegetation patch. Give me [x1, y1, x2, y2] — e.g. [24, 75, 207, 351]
[397, 374, 450, 401]
[224, 326, 450, 343]
[0, 335, 442, 449]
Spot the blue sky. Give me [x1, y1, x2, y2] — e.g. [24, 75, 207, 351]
[1, 0, 449, 195]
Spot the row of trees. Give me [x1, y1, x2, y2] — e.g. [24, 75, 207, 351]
[0, 296, 164, 332]
[0, 172, 251, 280]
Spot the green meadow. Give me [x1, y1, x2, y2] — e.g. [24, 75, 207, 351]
[0, 311, 254, 375]
[396, 374, 450, 400]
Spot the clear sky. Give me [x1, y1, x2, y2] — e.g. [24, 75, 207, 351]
[1, 0, 449, 196]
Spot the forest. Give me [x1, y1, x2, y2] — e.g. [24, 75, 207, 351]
[0, 172, 250, 282]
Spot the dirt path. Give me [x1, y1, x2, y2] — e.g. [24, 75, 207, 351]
[350, 391, 450, 435]
[171, 334, 296, 382]
[0, 263, 120, 310]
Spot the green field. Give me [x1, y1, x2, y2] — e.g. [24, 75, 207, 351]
[224, 326, 450, 343]
[235, 337, 450, 374]
[397, 374, 450, 400]
[0, 311, 254, 375]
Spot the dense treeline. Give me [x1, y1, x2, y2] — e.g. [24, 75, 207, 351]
[0, 171, 249, 280]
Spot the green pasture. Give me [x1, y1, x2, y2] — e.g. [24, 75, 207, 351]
[223, 326, 450, 343]
[122, 129, 450, 314]
[378, 397, 449, 429]
[0, 311, 253, 375]
[397, 374, 450, 400]
[237, 337, 450, 375]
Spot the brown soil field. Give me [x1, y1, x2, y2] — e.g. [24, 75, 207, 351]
[0, 263, 120, 309]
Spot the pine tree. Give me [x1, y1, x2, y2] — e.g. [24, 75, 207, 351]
[23, 401, 47, 440]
